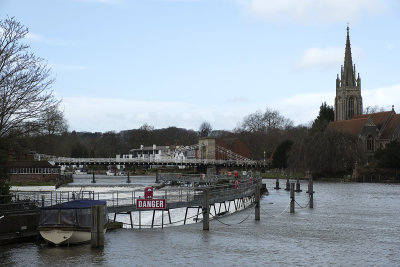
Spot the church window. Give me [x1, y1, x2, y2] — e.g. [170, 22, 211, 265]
[348, 97, 354, 118]
[367, 135, 374, 152]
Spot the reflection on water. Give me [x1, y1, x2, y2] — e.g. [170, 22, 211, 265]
[1, 180, 400, 266]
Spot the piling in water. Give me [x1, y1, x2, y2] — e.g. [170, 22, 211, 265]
[290, 183, 295, 213]
[91, 205, 104, 248]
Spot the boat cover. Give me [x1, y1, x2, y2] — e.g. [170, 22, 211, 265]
[40, 200, 107, 227]
[41, 200, 106, 210]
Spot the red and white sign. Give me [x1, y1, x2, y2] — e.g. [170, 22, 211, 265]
[136, 199, 166, 210]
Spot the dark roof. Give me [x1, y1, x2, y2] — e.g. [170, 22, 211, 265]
[352, 111, 392, 129]
[7, 160, 57, 168]
[329, 118, 368, 137]
[381, 114, 400, 139]
[41, 200, 106, 210]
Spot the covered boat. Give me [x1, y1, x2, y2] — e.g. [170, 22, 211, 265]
[39, 200, 108, 245]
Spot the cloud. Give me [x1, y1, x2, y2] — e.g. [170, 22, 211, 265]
[62, 84, 400, 132]
[242, 0, 386, 24]
[26, 32, 81, 46]
[63, 97, 258, 132]
[363, 84, 400, 110]
[295, 46, 363, 70]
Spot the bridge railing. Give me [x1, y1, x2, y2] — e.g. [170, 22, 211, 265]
[9, 178, 262, 211]
[48, 156, 261, 166]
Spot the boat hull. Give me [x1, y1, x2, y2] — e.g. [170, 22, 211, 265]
[40, 227, 106, 245]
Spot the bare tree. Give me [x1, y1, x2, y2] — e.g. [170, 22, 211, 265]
[199, 121, 212, 137]
[0, 17, 56, 138]
[240, 107, 293, 133]
[241, 110, 265, 132]
[39, 104, 68, 135]
[364, 105, 385, 114]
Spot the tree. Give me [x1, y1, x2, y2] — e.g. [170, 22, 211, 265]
[241, 107, 293, 133]
[199, 121, 212, 137]
[0, 137, 10, 202]
[272, 140, 293, 169]
[364, 105, 385, 114]
[70, 142, 89, 158]
[288, 129, 360, 177]
[0, 17, 56, 138]
[39, 104, 68, 135]
[375, 140, 400, 168]
[310, 102, 334, 134]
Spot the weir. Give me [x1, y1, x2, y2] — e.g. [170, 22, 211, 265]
[10, 175, 265, 230]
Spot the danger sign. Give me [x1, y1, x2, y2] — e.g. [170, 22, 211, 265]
[136, 199, 166, 210]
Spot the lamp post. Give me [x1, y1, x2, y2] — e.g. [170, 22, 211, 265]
[263, 151, 266, 166]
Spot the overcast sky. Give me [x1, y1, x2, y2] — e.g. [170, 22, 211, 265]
[1, 0, 399, 132]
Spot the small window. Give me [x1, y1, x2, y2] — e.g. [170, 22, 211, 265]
[367, 135, 374, 152]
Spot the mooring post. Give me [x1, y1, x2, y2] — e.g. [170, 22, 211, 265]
[127, 171, 131, 183]
[203, 189, 210, 230]
[274, 177, 281, 190]
[255, 185, 260, 221]
[295, 177, 302, 192]
[285, 178, 290, 191]
[41, 195, 45, 207]
[290, 183, 295, 213]
[91, 171, 96, 184]
[91, 205, 104, 248]
[308, 176, 314, 209]
[156, 171, 159, 183]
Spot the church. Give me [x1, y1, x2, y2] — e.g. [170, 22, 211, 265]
[329, 27, 400, 161]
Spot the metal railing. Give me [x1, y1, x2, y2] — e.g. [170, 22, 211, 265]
[5, 178, 261, 213]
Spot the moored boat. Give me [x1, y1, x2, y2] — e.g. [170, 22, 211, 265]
[39, 200, 108, 245]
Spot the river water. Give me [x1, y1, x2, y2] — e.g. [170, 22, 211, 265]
[1, 179, 400, 266]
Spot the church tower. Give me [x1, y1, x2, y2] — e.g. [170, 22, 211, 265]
[334, 26, 363, 121]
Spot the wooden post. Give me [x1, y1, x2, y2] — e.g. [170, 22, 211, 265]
[274, 177, 281, 190]
[91, 171, 96, 184]
[295, 177, 302, 192]
[308, 176, 314, 209]
[41, 195, 45, 207]
[127, 172, 131, 183]
[162, 210, 164, 229]
[290, 183, 295, 213]
[129, 212, 133, 229]
[203, 189, 210, 230]
[255, 185, 260, 221]
[285, 178, 290, 191]
[91, 205, 104, 248]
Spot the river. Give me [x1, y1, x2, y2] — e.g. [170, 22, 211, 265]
[1, 179, 400, 266]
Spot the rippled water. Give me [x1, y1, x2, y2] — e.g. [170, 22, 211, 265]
[2, 180, 400, 266]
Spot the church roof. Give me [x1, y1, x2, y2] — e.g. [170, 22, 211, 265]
[380, 114, 400, 139]
[331, 111, 400, 141]
[352, 111, 392, 129]
[329, 117, 368, 137]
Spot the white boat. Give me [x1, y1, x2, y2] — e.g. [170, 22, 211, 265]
[106, 170, 116, 176]
[39, 200, 108, 246]
[74, 169, 88, 175]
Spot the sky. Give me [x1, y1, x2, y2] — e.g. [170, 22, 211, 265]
[1, 0, 400, 132]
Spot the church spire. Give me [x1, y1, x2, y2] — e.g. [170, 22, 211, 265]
[343, 26, 355, 87]
[335, 25, 363, 121]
